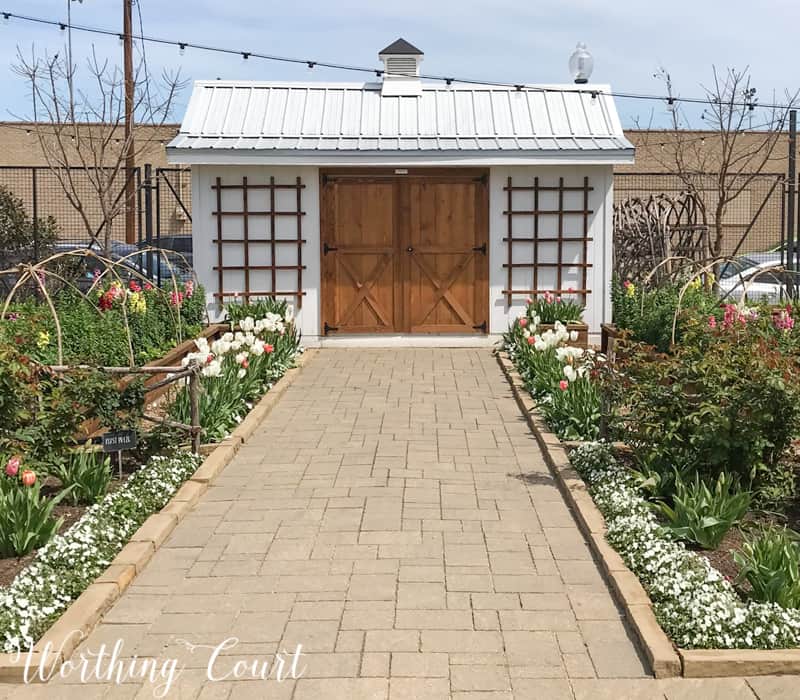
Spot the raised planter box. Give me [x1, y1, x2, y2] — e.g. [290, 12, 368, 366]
[495, 349, 800, 679]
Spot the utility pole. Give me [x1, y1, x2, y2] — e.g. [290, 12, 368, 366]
[123, 0, 136, 245]
[788, 110, 796, 297]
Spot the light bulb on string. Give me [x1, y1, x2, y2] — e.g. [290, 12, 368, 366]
[242, 52, 250, 63]
[118, 34, 123, 47]
[306, 61, 315, 74]
[178, 43, 186, 57]
[3, 13, 11, 25]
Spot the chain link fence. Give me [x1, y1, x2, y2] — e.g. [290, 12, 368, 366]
[614, 171, 786, 257]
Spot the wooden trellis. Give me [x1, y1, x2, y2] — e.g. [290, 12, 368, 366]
[502, 176, 594, 305]
[212, 176, 306, 307]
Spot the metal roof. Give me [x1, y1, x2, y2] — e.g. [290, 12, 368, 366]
[167, 80, 635, 165]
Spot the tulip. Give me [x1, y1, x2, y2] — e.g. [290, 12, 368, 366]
[5, 456, 21, 478]
[559, 380, 569, 391]
[264, 344, 274, 354]
[518, 318, 527, 328]
[526, 336, 535, 345]
[21, 470, 36, 487]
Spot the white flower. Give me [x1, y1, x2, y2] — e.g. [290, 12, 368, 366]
[563, 365, 577, 382]
[237, 368, 246, 379]
[569, 330, 579, 342]
[284, 305, 294, 323]
[241, 316, 255, 332]
[201, 360, 222, 377]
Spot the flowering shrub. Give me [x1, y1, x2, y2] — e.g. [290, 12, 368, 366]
[0, 451, 199, 653]
[170, 306, 300, 442]
[604, 319, 800, 492]
[611, 275, 719, 352]
[571, 442, 800, 649]
[1, 280, 205, 367]
[0, 345, 144, 473]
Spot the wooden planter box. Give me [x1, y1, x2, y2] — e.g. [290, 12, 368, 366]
[538, 321, 589, 349]
[600, 323, 621, 356]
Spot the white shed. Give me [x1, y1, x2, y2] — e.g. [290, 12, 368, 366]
[167, 39, 634, 344]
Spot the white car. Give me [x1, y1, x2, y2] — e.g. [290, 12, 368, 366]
[718, 258, 798, 304]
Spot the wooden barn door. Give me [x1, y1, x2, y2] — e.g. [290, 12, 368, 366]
[402, 178, 488, 333]
[321, 171, 488, 334]
[321, 178, 398, 333]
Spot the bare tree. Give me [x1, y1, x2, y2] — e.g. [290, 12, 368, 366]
[636, 66, 797, 258]
[12, 47, 183, 254]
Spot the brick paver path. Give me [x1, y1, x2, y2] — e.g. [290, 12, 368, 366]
[3, 349, 796, 698]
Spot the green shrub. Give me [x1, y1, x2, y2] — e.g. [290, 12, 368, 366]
[655, 471, 751, 550]
[0, 186, 59, 262]
[734, 527, 800, 608]
[604, 323, 800, 486]
[51, 449, 112, 505]
[611, 276, 719, 352]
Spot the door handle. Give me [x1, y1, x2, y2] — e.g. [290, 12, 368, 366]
[406, 246, 414, 254]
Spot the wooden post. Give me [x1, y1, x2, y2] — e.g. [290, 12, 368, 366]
[189, 368, 201, 454]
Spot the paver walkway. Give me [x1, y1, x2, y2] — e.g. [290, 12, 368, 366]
[2, 349, 796, 699]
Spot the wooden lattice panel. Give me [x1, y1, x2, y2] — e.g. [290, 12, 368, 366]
[502, 176, 594, 306]
[211, 176, 306, 306]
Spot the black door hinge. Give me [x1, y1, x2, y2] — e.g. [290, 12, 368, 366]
[324, 321, 338, 335]
[472, 243, 487, 255]
[323, 242, 338, 255]
[473, 320, 487, 333]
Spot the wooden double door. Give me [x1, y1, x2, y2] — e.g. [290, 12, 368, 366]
[321, 170, 489, 334]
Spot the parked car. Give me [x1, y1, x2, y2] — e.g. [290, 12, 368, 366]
[718, 258, 799, 304]
[139, 235, 193, 268]
[51, 241, 193, 288]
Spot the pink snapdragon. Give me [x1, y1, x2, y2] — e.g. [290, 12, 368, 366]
[707, 315, 717, 330]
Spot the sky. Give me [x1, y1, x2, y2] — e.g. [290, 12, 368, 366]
[0, 0, 797, 129]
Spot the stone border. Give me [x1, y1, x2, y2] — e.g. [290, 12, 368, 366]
[495, 351, 681, 679]
[0, 349, 316, 683]
[496, 350, 800, 679]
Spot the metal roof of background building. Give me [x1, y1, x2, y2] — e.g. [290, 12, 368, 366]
[167, 80, 635, 164]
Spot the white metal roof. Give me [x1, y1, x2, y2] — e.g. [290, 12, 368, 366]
[167, 80, 634, 165]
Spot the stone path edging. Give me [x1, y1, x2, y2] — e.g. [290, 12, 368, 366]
[496, 350, 800, 679]
[0, 349, 316, 683]
[494, 351, 681, 679]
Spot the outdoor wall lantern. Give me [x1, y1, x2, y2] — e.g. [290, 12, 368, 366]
[569, 42, 594, 84]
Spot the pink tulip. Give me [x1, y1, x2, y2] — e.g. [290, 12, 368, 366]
[518, 318, 527, 328]
[559, 380, 569, 391]
[5, 456, 20, 478]
[21, 470, 36, 487]
[526, 336, 535, 345]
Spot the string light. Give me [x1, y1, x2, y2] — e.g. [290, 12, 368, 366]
[242, 52, 250, 62]
[2, 12, 9, 24]
[0, 9, 796, 112]
[117, 33, 123, 46]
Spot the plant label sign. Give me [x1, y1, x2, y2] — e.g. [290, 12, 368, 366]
[102, 430, 138, 452]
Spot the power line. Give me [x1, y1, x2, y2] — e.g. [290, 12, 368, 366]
[0, 9, 797, 112]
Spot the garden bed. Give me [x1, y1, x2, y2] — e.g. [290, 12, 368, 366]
[0, 344, 312, 682]
[497, 350, 800, 677]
